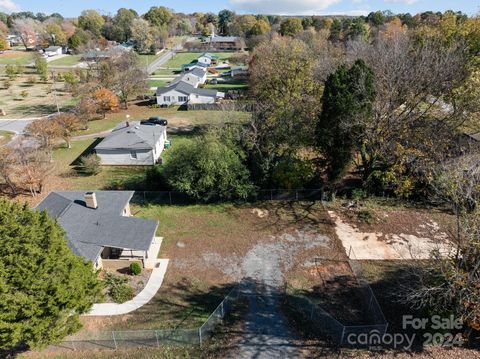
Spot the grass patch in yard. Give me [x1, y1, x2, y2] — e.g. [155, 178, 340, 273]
[0, 51, 33, 65]
[154, 52, 246, 76]
[73, 102, 251, 137]
[0, 130, 13, 146]
[148, 79, 168, 88]
[48, 55, 82, 66]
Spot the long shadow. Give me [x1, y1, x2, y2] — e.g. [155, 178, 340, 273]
[70, 137, 103, 167]
[284, 260, 475, 355]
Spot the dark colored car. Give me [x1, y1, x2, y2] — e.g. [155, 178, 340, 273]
[140, 117, 168, 126]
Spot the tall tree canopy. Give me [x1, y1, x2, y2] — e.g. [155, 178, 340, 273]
[0, 200, 102, 350]
[316, 59, 376, 181]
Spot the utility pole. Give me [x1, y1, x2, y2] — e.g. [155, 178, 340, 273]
[51, 70, 60, 113]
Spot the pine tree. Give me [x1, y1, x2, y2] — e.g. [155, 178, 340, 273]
[0, 200, 102, 350]
[316, 59, 376, 181]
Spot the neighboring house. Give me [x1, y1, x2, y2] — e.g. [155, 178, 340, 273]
[43, 46, 63, 56]
[203, 33, 245, 51]
[82, 46, 129, 62]
[36, 191, 160, 270]
[198, 53, 216, 65]
[178, 68, 207, 87]
[94, 121, 167, 166]
[7, 34, 20, 47]
[156, 81, 225, 106]
[181, 61, 209, 72]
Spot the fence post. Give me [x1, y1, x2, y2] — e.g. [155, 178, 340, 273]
[340, 326, 346, 345]
[198, 327, 203, 347]
[270, 189, 273, 201]
[155, 330, 160, 347]
[112, 331, 117, 350]
[169, 191, 172, 205]
[143, 191, 146, 202]
[296, 190, 299, 201]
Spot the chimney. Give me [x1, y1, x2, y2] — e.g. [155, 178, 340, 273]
[84, 192, 98, 209]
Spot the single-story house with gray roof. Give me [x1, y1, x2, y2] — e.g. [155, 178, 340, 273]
[94, 121, 167, 166]
[156, 81, 224, 106]
[169, 68, 207, 88]
[36, 191, 160, 270]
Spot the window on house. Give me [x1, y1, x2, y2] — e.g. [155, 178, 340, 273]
[178, 96, 188, 102]
[130, 150, 138, 159]
[164, 96, 171, 102]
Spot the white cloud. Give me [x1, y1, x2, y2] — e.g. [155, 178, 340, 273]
[230, 0, 342, 15]
[0, 0, 21, 13]
[384, 0, 419, 4]
[323, 9, 370, 16]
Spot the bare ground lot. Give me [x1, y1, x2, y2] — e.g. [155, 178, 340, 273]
[78, 202, 342, 333]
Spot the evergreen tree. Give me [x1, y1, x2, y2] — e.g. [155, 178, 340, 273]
[316, 59, 376, 181]
[0, 200, 102, 350]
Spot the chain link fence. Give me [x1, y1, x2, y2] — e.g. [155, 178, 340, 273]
[285, 253, 388, 345]
[47, 287, 240, 351]
[131, 189, 327, 205]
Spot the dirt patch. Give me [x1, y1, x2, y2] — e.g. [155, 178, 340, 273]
[79, 202, 341, 333]
[329, 210, 452, 260]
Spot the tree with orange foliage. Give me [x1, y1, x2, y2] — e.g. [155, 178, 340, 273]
[53, 113, 82, 148]
[92, 88, 120, 118]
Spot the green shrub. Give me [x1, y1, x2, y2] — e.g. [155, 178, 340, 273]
[356, 209, 374, 224]
[130, 262, 141, 275]
[110, 283, 135, 303]
[78, 154, 101, 176]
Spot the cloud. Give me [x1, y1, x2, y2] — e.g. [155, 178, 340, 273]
[384, 0, 419, 4]
[0, 0, 21, 13]
[230, 0, 342, 15]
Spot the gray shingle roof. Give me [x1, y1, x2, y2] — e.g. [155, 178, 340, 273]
[156, 82, 219, 98]
[94, 121, 166, 150]
[208, 36, 239, 42]
[36, 191, 159, 263]
[191, 68, 207, 78]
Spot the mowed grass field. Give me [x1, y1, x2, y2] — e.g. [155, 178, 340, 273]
[0, 51, 34, 66]
[48, 55, 82, 66]
[153, 51, 247, 76]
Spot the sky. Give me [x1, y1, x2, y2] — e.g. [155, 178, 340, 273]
[0, 0, 478, 17]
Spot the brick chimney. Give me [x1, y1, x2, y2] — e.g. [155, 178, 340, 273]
[84, 192, 98, 209]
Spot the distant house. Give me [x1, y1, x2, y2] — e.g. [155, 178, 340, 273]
[94, 121, 167, 166]
[170, 68, 207, 88]
[203, 33, 245, 51]
[198, 53, 217, 66]
[181, 61, 209, 72]
[156, 81, 224, 106]
[6, 34, 20, 47]
[82, 46, 129, 62]
[43, 46, 63, 56]
[36, 191, 161, 270]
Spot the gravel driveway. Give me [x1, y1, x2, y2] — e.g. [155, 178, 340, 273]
[233, 230, 330, 358]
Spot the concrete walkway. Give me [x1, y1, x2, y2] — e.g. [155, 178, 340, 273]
[86, 258, 169, 316]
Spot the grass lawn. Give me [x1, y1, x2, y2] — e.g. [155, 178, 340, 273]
[0, 73, 76, 118]
[153, 52, 246, 76]
[147, 79, 168, 88]
[77, 201, 337, 333]
[0, 130, 13, 146]
[48, 55, 82, 66]
[50, 138, 148, 192]
[74, 102, 251, 137]
[0, 51, 34, 66]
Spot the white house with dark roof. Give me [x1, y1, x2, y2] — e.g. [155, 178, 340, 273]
[94, 121, 167, 166]
[36, 191, 161, 270]
[156, 81, 224, 106]
[198, 53, 215, 65]
[169, 68, 207, 88]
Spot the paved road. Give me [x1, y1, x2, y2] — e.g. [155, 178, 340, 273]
[0, 118, 38, 133]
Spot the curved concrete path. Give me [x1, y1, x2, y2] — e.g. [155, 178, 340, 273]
[86, 259, 169, 316]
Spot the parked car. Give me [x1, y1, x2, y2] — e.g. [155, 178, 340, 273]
[140, 117, 168, 126]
